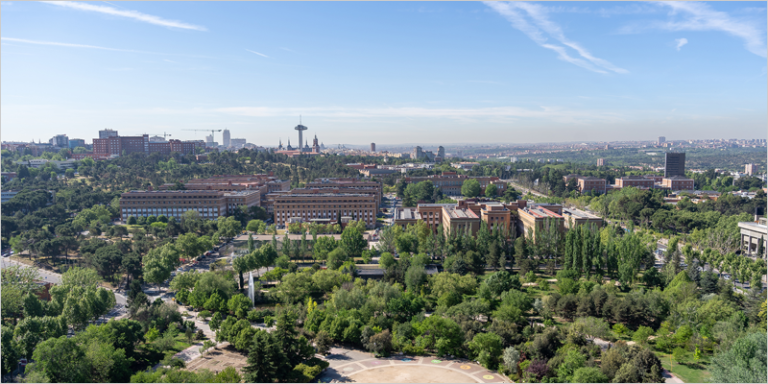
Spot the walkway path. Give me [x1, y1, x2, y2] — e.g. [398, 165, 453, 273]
[316, 347, 509, 383]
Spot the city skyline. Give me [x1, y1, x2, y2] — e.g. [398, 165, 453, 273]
[2, 1, 766, 145]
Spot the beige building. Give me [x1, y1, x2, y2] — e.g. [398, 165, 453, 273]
[562, 208, 604, 229]
[738, 217, 767, 259]
[661, 176, 695, 191]
[274, 193, 376, 228]
[305, 178, 382, 206]
[745, 163, 758, 176]
[393, 199, 515, 237]
[120, 190, 227, 221]
[518, 204, 565, 239]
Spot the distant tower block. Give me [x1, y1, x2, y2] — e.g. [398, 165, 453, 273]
[371, 143, 376, 152]
[597, 158, 605, 166]
[295, 120, 308, 152]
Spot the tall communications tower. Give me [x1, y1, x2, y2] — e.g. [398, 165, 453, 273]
[295, 117, 308, 152]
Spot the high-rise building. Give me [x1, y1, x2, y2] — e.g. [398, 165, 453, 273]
[371, 143, 376, 152]
[596, 158, 605, 166]
[437, 146, 445, 159]
[205, 134, 213, 144]
[99, 129, 119, 139]
[93, 134, 199, 156]
[664, 152, 686, 177]
[658, 136, 666, 145]
[68, 139, 86, 149]
[49, 134, 69, 148]
[412, 146, 423, 160]
[223, 129, 231, 147]
[745, 163, 758, 176]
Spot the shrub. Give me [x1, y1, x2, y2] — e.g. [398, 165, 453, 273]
[198, 310, 211, 319]
[612, 323, 630, 337]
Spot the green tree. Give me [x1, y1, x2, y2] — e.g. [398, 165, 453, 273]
[572, 367, 609, 383]
[485, 183, 499, 198]
[340, 225, 367, 258]
[461, 178, 481, 198]
[243, 330, 288, 383]
[28, 336, 90, 383]
[468, 332, 504, 370]
[710, 332, 767, 383]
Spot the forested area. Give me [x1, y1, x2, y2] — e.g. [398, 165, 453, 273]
[1, 148, 766, 383]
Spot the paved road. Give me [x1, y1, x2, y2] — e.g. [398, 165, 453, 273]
[503, 180, 547, 198]
[1, 258, 63, 284]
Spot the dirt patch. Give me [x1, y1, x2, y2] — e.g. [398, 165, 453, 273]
[349, 365, 481, 383]
[185, 345, 248, 374]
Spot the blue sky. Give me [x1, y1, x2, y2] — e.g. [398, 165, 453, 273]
[2, 1, 766, 146]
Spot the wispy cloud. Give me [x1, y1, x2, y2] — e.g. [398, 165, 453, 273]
[675, 38, 688, 51]
[620, 2, 766, 57]
[213, 105, 625, 125]
[280, 47, 297, 53]
[1, 37, 150, 53]
[483, 1, 627, 74]
[246, 49, 269, 58]
[41, 1, 207, 31]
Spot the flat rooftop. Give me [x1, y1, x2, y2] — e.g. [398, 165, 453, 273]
[522, 207, 563, 219]
[562, 208, 601, 220]
[125, 190, 221, 194]
[445, 206, 479, 220]
[223, 190, 261, 196]
[276, 193, 374, 198]
[395, 207, 422, 220]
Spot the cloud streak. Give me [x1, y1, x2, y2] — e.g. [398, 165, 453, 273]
[675, 38, 688, 51]
[620, 2, 766, 57]
[484, 1, 627, 74]
[41, 1, 207, 31]
[213, 105, 625, 125]
[0, 37, 151, 53]
[246, 49, 269, 58]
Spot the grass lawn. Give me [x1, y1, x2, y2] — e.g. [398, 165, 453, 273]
[657, 351, 711, 383]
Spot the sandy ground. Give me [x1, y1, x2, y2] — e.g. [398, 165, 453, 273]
[349, 366, 480, 383]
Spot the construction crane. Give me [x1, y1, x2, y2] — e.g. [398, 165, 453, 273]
[183, 129, 222, 143]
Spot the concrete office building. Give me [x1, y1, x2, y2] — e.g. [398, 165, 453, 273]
[738, 217, 767, 259]
[664, 152, 686, 177]
[597, 158, 605, 166]
[119, 189, 261, 222]
[68, 139, 86, 149]
[371, 143, 376, 152]
[658, 136, 665, 145]
[49, 134, 69, 148]
[745, 163, 758, 176]
[273, 193, 377, 228]
[223, 129, 231, 147]
[120, 190, 227, 221]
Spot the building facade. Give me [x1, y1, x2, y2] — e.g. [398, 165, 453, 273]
[664, 152, 686, 177]
[738, 217, 767, 260]
[617, 176, 655, 189]
[99, 129, 119, 139]
[745, 163, 758, 176]
[403, 172, 504, 196]
[518, 204, 564, 239]
[68, 139, 86, 149]
[562, 208, 604, 229]
[120, 190, 228, 221]
[93, 134, 199, 156]
[49, 134, 69, 148]
[223, 129, 231, 147]
[661, 176, 695, 191]
[596, 158, 605, 166]
[273, 193, 377, 228]
[577, 177, 607, 194]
